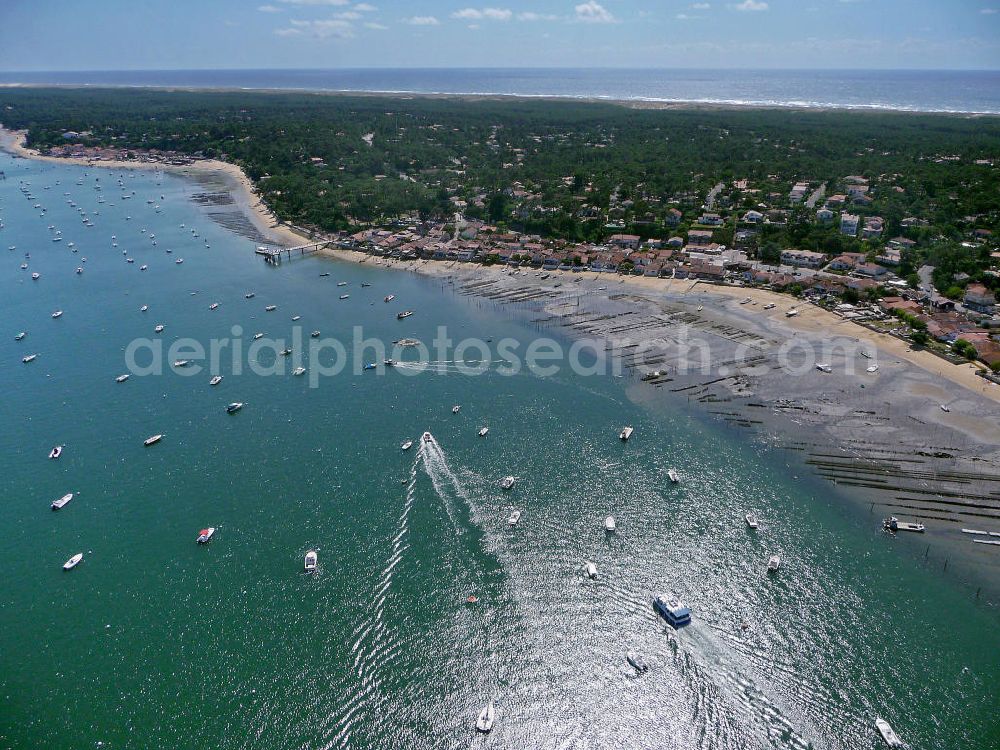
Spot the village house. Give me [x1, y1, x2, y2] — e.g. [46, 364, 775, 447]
[687, 229, 714, 246]
[665, 207, 683, 226]
[789, 182, 810, 203]
[854, 262, 888, 278]
[876, 247, 902, 266]
[742, 209, 764, 224]
[816, 207, 834, 223]
[840, 212, 860, 236]
[608, 233, 641, 250]
[825, 194, 847, 207]
[862, 216, 884, 239]
[781, 249, 826, 269]
[697, 212, 724, 226]
[964, 283, 997, 314]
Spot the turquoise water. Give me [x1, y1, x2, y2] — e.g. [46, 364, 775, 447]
[1, 153, 998, 750]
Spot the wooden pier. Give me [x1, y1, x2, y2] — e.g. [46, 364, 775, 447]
[255, 239, 333, 265]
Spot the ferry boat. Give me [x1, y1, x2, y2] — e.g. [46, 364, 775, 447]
[144, 434, 163, 446]
[475, 702, 495, 733]
[265, 305, 277, 312]
[745, 513, 759, 529]
[209, 375, 223, 386]
[51, 492, 74, 510]
[653, 593, 691, 627]
[875, 717, 904, 748]
[49, 445, 63, 459]
[452, 405, 461, 414]
[116, 374, 130, 383]
[63, 553, 84, 571]
[51, 310, 63, 319]
[478, 427, 489, 437]
[196, 527, 215, 544]
[767, 555, 781, 572]
[397, 311, 413, 320]
[401, 440, 413, 451]
[584, 562, 598, 579]
[507, 509, 521, 526]
[500, 476, 516, 490]
[604, 515, 617, 532]
[384, 295, 395, 303]
[15, 332, 26, 341]
[226, 402, 244, 414]
[619, 426, 633, 441]
[626, 651, 649, 673]
[667, 469, 680, 483]
[22, 354, 38, 363]
[292, 367, 306, 376]
[304, 549, 318, 573]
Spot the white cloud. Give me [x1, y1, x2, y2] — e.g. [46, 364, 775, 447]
[354, 3, 377, 10]
[277, 17, 355, 37]
[574, 1, 616, 23]
[332, 10, 361, 19]
[404, 15, 440, 25]
[363, 21, 387, 29]
[676, 13, 696, 20]
[258, 4, 282, 12]
[517, 11, 559, 21]
[981, 8, 999, 14]
[452, 7, 513, 21]
[279, 0, 350, 5]
[691, 2, 711, 8]
[732, 0, 768, 10]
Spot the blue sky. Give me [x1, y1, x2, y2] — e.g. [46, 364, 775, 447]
[0, 1, 998, 70]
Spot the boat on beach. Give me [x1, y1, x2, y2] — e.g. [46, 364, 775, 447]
[786, 308, 799, 317]
[475, 702, 495, 733]
[619, 426, 633, 441]
[51, 493, 74, 510]
[49, 445, 63, 459]
[144, 434, 163, 446]
[875, 717, 904, 748]
[304, 549, 318, 573]
[63, 553, 83, 571]
[196, 527, 215, 544]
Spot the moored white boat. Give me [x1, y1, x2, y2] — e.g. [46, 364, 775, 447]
[584, 561, 598, 579]
[51, 492, 74, 510]
[63, 553, 83, 570]
[49, 445, 63, 459]
[51, 310, 63, 319]
[209, 375, 223, 386]
[507, 509, 521, 526]
[619, 426, 633, 441]
[667, 469, 680, 483]
[475, 702, 495, 733]
[745, 513, 759, 529]
[396, 310, 413, 319]
[115, 374, 130, 383]
[144, 434, 163, 446]
[196, 527, 215, 544]
[500, 475, 516, 490]
[767, 555, 781, 572]
[15, 332, 26, 341]
[604, 515, 617, 532]
[154, 324, 164, 333]
[226, 402, 244, 414]
[401, 440, 413, 451]
[452, 405, 461, 413]
[292, 367, 306, 376]
[304, 549, 318, 573]
[384, 294, 395, 303]
[478, 427, 489, 437]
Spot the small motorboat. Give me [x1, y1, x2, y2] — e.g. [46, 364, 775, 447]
[292, 367, 306, 376]
[304, 549, 318, 573]
[63, 553, 84, 570]
[140, 305, 148, 312]
[245, 292, 255, 299]
[626, 651, 649, 673]
[363, 362, 376, 371]
[508, 509, 521, 526]
[76, 267, 83, 274]
[51, 492, 74, 510]
[478, 427, 489, 437]
[115, 374, 130, 383]
[745, 513, 759, 529]
[253, 333, 264, 340]
[209, 303, 219, 310]
[763, 303, 776, 310]
[154, 324, 164, 333]
[620, 426, 633, 441]
[144, 434, 163, 446]
[396, 310, 413, 319]
[875, 717, 904, 748]
[867, 365, 879, 373]
[422, 432, 433, 443]
[292, 315, 301, 321]
[384, 359, 396, 367]
[500, 476, 516, 490]
[226, 402, 244, 414]
[196, 527, 215, 544]
[22, 354, 38, 363]
[452, 405, 461, 414]
[584, 561, 598, 579]
[604, 515, 617, 532]
[767, 555, 781, 572]
[49, 445, 63, 460]
[310, 331, 320, 338]
[15, 332, 26, 341]
[667, 469, 680, 484]
[139, 264, 148, 271]
[401, 440, 413, 451]
[280, 348, 292, 357]
[816, 363, 832, 373]
[940, 404, 951, 413]
[173, 359, 191, 368]
[51, 310, 63, 319]
[265, 305, 277, 312]
[475, 702, 495, 733]
[339, 294, 350, 300]
[175, 258, 183, 264]
[384, 295, 395, 303]
[209, 375, 223, 386]
[337, 281, 348, 287]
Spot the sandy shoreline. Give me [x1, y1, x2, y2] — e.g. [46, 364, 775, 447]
[0, 126, 312, 249]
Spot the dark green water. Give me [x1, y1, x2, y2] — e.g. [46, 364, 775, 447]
[1, 153, 998, 750]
